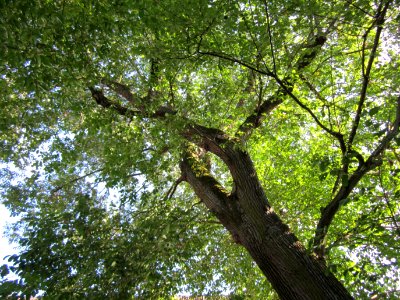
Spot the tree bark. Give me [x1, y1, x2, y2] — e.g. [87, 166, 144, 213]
[180, 126, 353, 300]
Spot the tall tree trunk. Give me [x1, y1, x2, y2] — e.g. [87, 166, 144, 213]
[181, 126, 353, 300]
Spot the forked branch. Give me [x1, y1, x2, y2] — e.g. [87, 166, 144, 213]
[163, 176, 184, 202]
[236, 30, 330, 140]
[101, 79, 136, 105]
[313, 94, 400, 258]
[89, 85, 176, 118]
[89, 87, 140, 117]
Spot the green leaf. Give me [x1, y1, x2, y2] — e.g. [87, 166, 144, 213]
[368, 107, 380, 116]
[1, 0, 399, 298]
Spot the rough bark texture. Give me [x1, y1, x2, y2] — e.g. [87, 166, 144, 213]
[180, 126, 353, 300]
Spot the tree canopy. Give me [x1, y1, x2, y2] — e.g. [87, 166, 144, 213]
[0, 0, 399, 299]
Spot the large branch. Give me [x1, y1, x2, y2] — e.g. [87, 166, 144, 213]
[89, 86, 176, 118]
[182, 124, 232, 162]
[89, 87, 140, 117]
[182, 124, 273, 218]
[89, 85, 243, 235]
[236, 94, 283, 140]
[180, 150, 241, 236]
[99, 58, 174, 117]
[101, 79, 136, 105]
[313, 94, 400, 258]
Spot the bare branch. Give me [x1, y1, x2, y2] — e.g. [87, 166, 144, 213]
[350, 149, 366, 168]
[236, 93, 283, 140]
[102, 60, 162, 111]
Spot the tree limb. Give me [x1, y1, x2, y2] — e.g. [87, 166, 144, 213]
[89, 87, 140, 117]
[101, 79, 136, 105]
[89, 86, 176, 118]
[180, 150, 236, 230]
[236, 93, 284, 140]
[345, 0, 375, 18]
[313, 94, 400, 258]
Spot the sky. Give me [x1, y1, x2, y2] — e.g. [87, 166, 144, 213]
[0, 204, 20, 284]
[0, 162, 20, 273]
[0, 203, 18, 273]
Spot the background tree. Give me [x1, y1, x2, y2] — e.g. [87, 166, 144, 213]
[1, 0, 399, 299]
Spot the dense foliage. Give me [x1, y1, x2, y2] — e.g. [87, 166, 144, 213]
[0, 0, 399, 298]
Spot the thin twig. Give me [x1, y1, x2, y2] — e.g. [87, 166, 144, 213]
[239, 5, 262, 59]
[274, 76, 347, 153]
[197, 50, 274, 76]
[51, 168, 105, 194]
[163, 176, 184, 202]
[378, 166, 400, 235]
[348, 0, 390, 148]
[366, 95, 400, 159]
[345, 0, 375, 18]
[262, 0, 277, 74]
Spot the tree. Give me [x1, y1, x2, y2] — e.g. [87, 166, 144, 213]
[1, 0, 399, 298]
